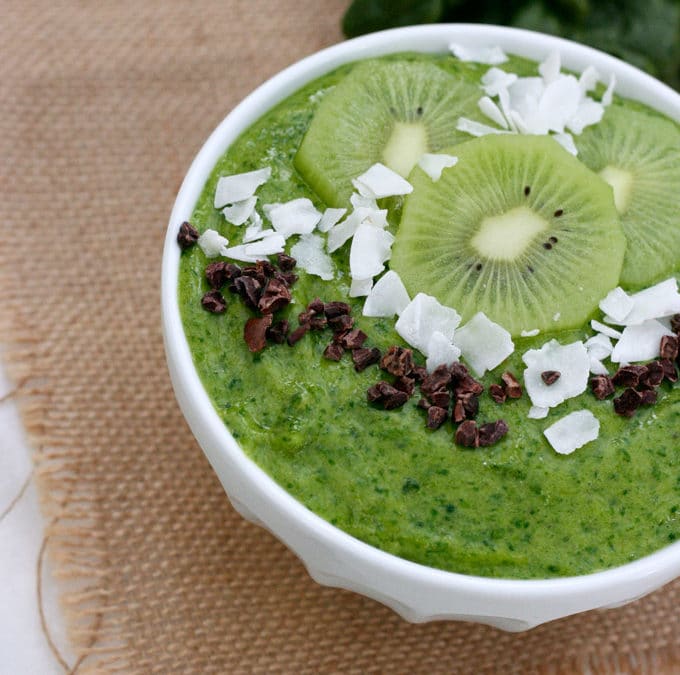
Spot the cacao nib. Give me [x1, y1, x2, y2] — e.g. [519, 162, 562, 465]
[417, 398, 430, 410]
[352, 347, 381, 372]
[392, 375, 415, 397]
[177, 221, 199, 249]
[427, 406, 448, 430]
[380, 346, 414, 377]
[489, 383, 506, 404]
[452, 399, 466, 424]
[244, 315, 272, 353]
[298, 310, 314, 325]
[233, 275, 262, 311]
[461, 394, 479, 419]
[612, 365, 648, 388]
[276, 253, 297, 271]
[280, 272, 298, 287]
[421, 365, 452, 396]
[324, 301, 352, 319]
[241, 265, 267, 286]
[309, 315, 328, 331]
[323, 342, 344, 361]
[258, 278, 291, 314]
[639, 389, 657, 406]
[640, 361, 664, 388]
[266, 319, 289, 344]
[590, 375, 615, 400]
[366, 381, 407, 409]
[429, 389, 450, 409]
[201, 290, 227, 314]
[412, 365, 429, 382]
[541, 370, 561, 385]
[478, 420, 509, 447]
[339, 329, 367, 350]
[613, 388, 642, 417]
[307, 297, 325, 314]
[671, 314, 680, 335]
[328, 314, 354, 331]
[454, 375, 484, 398]
[449, 363, 470, 386]
[501, 372, 522, 399]
[455, 420, 479, 448]
[660, 335, 679, 361]
[383, 390, 409, 410]
[287, 324, 309, 346]
[205, 261, 229, 289]
[660, 359, 678, 383]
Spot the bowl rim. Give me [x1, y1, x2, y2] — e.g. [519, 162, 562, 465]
[162, 23, 680, 616]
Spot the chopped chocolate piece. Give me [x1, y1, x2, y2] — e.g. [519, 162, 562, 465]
[452, 399, 466, 424]
[323, 342, 344, 361]
[501, 372, 522, 399]
[417, 398, 430, 410]
[393, 375, 415, 397]
[201, 289, 227, 314]
[309, 315, 328, 331]
[258, 278, 292, 314]
[205, 261, 229, 289]
[489, 383, 506, 404]
[241, 264, 267, 285]
[421, 365, 452, 396]
[541, 370, 561, 385]
[380, 346, 415, 377]
[455, 420, 479, 448]
[324, 301, 352, 319]
[640, 361, 664, 388]
[412, 365, 429, 382]
[613, 388, 642, 418]
[660, 335, 679, 361]
[660, 358, 679, 383]
[639, 389, 658, 406]
[266, 319, 289, 344]
[429, 389, 450, 409]
[352, 347, 381, 372]
[449, 363, 469, 383]
[612, 365, 648, 388]
[287, 324, 309, 346]
[256, 259, 276, 278]
[671, 314, 680, 335]
[366, 381, 408, 409]
[478, 420, 509, 447]
[383, 389, 409, 410]
[461, 394, 479, 419]
[454, 375, 484, 398]
[338, 329, 367, 350]
[244, 314, 272, 352]
[590, 374, 615, 400]
[177, 221, 199, 249]
[280, 272, 299, 286]
[276, 252, 297, 271]
[233, 275, 262, 311]
[366, 381, 389, 403]
[224, 263, 242, 281]
[427, 406, 448, 430]
[328, 314, 354, 331]
[307, 297, 325, 314]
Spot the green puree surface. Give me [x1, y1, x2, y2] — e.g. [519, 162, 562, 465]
[179, 53, 680, 579]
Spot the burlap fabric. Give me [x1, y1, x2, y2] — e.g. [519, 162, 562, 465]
[2, 2, 680, 672]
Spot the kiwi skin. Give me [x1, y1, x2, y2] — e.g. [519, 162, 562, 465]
[390, 134, 626, 337]
[294, 58, 483, 208]
[575, 103, 680, 289]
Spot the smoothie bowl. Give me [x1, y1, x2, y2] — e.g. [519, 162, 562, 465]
[162, 25, 680, 630]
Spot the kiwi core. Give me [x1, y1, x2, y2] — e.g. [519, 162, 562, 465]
[472, 206, 549, 260]
[599, 165, 634, 213]
[382, 122, 428, 177]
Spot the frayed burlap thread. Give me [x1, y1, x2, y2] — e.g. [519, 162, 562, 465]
[2, 2, 680, 673]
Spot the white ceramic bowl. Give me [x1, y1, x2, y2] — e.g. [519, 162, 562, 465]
[162, 24, 680, 631]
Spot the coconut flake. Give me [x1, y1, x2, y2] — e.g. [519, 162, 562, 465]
[521, 328, 540, 337]
[585, 334, 613, 360]
[523, 339, 590, 409]
[591, 319, 623, 340]
[221, 234, 286, 263]
[578, 65, 600, 93]
[214, 167, 271, 208]
[481, 68, 518, 97]
[610, 320, 674, 363]
[350, 277, 373, 298]
[450, 43, 507, 65]
[589, 356, 609, 375]
[426, 332, 462, 373]
[599, 286, 634, 323]
[350, 192, 379, 211]
[453, 312, 514, 377]
[567, 99, 604, 135]
[417, 153, 458, 181]
[544, 410, 599, 455]
[395, 293, 461, 356]
[552, 132, 578, 156]
[289, 233, 334, 281]
[317, 207, 347, 233]
[197, 229, 228, 258]
[456, 117, 511, 137]
[349, 223, 394, 280]
[264, 198, 322, 237]
[221, 196, 257, 226]
[602, 74, 616, 106]
[528, 406, 549, 420]
[352, 163, 413, 199]
[478, 96, 509, 129]
[363, 270, 410, 318]
[604, 278, 680, 326]
[539, 51, 561, 84]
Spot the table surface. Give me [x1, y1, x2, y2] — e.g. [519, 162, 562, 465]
[0, 356, 72, 674]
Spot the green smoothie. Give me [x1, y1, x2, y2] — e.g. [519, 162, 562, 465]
[178, 53, 680, 579]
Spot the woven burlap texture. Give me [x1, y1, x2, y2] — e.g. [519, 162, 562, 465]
[2, 2, 680, 672]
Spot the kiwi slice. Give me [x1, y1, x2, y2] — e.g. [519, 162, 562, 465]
[575, 104, 680, 289]
[390, 134, 626, 337]
[294, 58, 482, 207]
